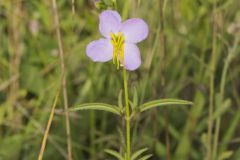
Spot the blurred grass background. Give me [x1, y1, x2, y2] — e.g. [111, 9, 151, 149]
[0, 0, 240, 159]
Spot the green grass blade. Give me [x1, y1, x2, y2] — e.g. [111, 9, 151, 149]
[69, 103, 121, 116]
[139, 154, 153, 160]
[131, 148, 148, 160]
[104, 149, 124, 160]
[140, 99, 193, 112]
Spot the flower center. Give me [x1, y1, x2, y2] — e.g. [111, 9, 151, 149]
[110, 32, 124, 69]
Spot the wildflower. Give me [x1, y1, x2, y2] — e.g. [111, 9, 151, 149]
[86, 10, 148, 71]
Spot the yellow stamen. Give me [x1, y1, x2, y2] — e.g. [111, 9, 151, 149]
[110, 32, 124, 69]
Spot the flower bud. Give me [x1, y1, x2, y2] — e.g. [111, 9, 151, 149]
[93, 0, 116, 10]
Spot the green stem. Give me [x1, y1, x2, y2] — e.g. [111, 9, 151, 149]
[90, 111, 96, 160]
[212, 37, 239, 160]
[206, 1, 216, 159]
[123, 68, 131, 160]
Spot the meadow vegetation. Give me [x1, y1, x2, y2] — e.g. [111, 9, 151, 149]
[0, 0, 240, 159]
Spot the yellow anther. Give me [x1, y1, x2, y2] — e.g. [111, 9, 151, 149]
[110, 32, 125, 69]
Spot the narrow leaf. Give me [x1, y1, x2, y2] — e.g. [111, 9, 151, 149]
[131, 148, 148, 160]
[133, 86, 138, 110]
[140, 99, 193, 112]
[118, 90, 123, 110]
[213, 99, 231, 120]
[219, 150, 233, 160]
[69, 103, 121, 116]
[139, 154, 153, 160]
[105, 149, 124, 160]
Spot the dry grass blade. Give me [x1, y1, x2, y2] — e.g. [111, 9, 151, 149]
[51, 0, 73, 159]
[38, 90, 60, 160]
[72, 0, 75, 15]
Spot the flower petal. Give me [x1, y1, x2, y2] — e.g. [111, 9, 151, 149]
[121, 18, 148, 43]
[124, 43, 141, 71]
[99, 10, 122, 38]
[86, 38, 113, 62]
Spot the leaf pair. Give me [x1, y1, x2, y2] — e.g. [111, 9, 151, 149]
[69, 99, 193, 116]
[105, 148, 152, 160]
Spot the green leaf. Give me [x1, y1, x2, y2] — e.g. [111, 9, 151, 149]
[131, 148, 148, 160]
[103, 0, 113, 5]
[139, 154, 153, 160]
[218, 150, 233, 160]
[105, 149, 124, 160]
[129, 100, 134, 112]
[69, 103, 121, 116]
[133, 86, 138, 110]
[213, 98, 231, 120]
[118, 89, 123, 110]
[140, 99, 193, 112]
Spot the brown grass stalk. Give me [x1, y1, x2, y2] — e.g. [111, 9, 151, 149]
[51, 0, 73, 159]
[37, 89, 61, 160]
[71, 0, 75, 15]
[8, 0, 22, 120]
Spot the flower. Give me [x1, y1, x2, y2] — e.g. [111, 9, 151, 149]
[86, 10, 148, 71]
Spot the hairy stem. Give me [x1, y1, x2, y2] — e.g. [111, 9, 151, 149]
[123, 69, 131, 160]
